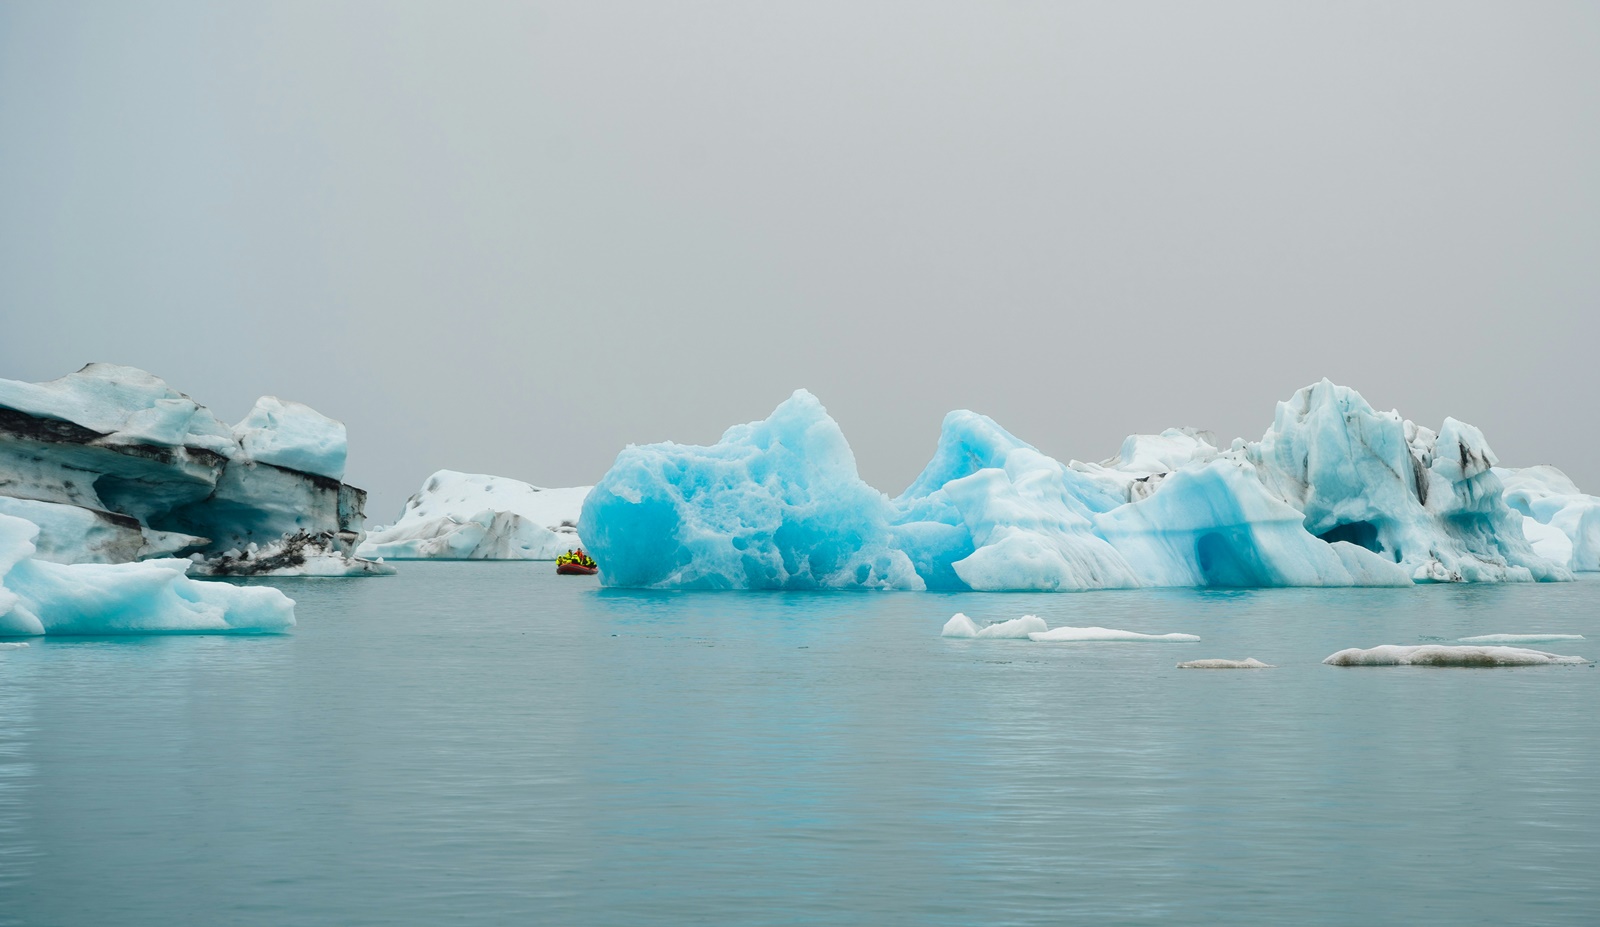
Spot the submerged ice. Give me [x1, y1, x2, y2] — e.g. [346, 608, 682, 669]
[581, 381, 1579, 592]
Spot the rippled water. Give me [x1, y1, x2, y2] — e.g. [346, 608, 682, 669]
[2, 566, 1598, 926]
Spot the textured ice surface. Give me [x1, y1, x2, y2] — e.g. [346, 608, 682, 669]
[940, 613, 1048, 639]
[0, 363, 235, 454]
[1028, 626, 1201, 643]
[1456, 633, 1585, 644]
[580, 391, 920, 590]
[233, 397, 348, 480]
[1322, 644, 1590, 666]
[0, 514, 295, 636]
[359, 471, 590, 560]
[1497, 466, 1600, 572]
[1177, 658, 1272, 669]
[193, 533, 395, 577]
[583, 381, 1575, 591]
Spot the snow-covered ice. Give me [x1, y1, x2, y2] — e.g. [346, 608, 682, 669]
[1322, 645, 1590, 667]
[1456, 633, 1585, 645]
[940, 613, 1048, 639]
[1028, 626, 1201, 643]
[1177, 658, 1272, 669]
[582, 380, 1571, 591]
[0, 514, 295, 636]
[358, 471, 590, 560]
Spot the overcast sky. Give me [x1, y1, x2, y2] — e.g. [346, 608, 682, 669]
[2, 1, 1596, 521]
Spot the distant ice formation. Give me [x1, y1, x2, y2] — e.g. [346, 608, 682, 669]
[940, 613, 1047, 639]
[0, 514, 294, 636]
[1455, 633, 1585, 645]
[1495, 466, 1600, 572]
[1028, 626, 1201, 643]
[357, 470, 590, 560]
[0, 364, 383, 576]
[0, 642, 28, 650]
[1322, 644, 1590, 667]
[580, 380, 1577, 591]
[1177, 658, 1272, 669]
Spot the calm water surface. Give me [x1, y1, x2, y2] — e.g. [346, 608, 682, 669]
[2, 565, 1597, 926]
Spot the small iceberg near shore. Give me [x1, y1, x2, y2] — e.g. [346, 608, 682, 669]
[1456, 633, 1585, 645]
[1178, 658, 1272, 669]
[1028, 626, 1200, 643]
[1323, 644, 1590, 667]
[941, 613, 1047, 639]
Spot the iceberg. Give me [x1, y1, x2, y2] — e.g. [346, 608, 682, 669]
[1177, 658, 1272, 669]
[1322, 645, 1590, 666]
[1496, 466, 1600, 572]
[940, 613, 1048, 639]
[0, 364, 382, 576]
[582, 381, 1573, 592]
[0, 514, 294, 636]
[1028, 626, 1201, 643]
[357, 470, 591, 560]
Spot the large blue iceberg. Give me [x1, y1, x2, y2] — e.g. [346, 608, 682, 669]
[578, 381, 1572, 591]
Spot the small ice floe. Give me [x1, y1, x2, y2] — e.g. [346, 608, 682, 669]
[1456, 634, 1586, 645]
[1323, 645, 1591, 667]
[0, 642, 29, 650]
[1027, 626, 1200, 643]
[941, 613, 1048, 639]
[1177, 657, 1272, 669]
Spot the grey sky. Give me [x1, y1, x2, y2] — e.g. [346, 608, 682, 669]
[2, 1, 1597, 522]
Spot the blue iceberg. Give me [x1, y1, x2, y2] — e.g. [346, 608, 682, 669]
[578, 382, 1574, 591]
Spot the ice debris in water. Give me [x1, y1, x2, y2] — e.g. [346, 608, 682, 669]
[0, 641, 27, 650]
[580, 381, 1571, 592]
[1177, 657, 1272, 669]
[941, 613, 1048, 639]
[1028, 626, 1200, 643]
[1322, 645, 1591, 666]
[0, 514, 294, 636]
[1456, 633, 1585, 644]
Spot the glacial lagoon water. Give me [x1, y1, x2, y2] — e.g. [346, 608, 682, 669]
[2, 565, 1598, 926]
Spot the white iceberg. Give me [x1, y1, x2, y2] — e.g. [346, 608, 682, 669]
[1322, 644, 1590, 666]
[940, 613, 1048, 639]
[1455, 633, 1585, 644]
[357, 470, 591, 560]
[580, 381, 1570, 591]
[1027, 626, 1200, 643]
[0, 514, 295, 636]
[1177, 658, 1272, 669]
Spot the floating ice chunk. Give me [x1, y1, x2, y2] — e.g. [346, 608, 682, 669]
[0, 514, 294, 636]
[1177, 657, 1272, 669]
[191, 532, 394, 577]
[358, 470, 591, 560]
[1322, 644, 1590, 666]
[1028, 626, 1200, 643]
[940, 612, 1048, 639]
[233, 396, 348, 480]
[0, 641, 26, 650]
[1456, 633, 1585, 644]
